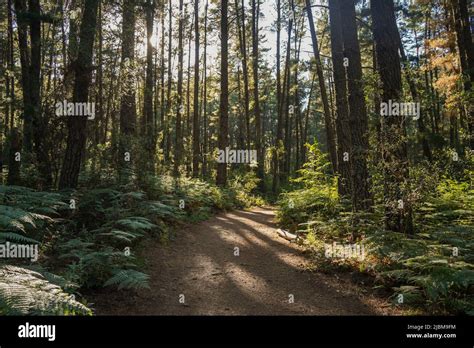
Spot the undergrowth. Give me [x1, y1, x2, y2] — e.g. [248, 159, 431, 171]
[277, 143, 474, 315]
[0, 171, 262, 315]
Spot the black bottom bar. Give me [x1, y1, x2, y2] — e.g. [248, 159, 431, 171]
[0, 316, 473, 346]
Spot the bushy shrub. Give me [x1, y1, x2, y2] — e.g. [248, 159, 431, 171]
[0, 171, 263, 315]
[276, 144, 474, 314]
[277, 142, 338, 231]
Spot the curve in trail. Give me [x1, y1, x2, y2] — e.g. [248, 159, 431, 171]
[94, 207, 380, 315]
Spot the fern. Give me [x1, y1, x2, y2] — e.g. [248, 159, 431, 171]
[0, 206, 46, 232]
[141, 201, 184, 220]
[115, 217, 156, 232]
[0, 180, 246, 311]
[0, 185, 68, 216]
[392, 285, 424, 305]
[97, 230, 141, 244]
[278, 158, 474, 314]
[0, 265, 92, 315]
[0, 232, 39, 244]
[27, 265, 79, 293]
[104, 269, 150, 290]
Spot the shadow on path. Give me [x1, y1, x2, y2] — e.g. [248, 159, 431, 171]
[92, 207, 377, 315]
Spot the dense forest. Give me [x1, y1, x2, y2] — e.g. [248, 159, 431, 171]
[0, 0, 473, 316]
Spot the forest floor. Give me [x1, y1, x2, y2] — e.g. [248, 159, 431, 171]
[91, 207, 399, 315]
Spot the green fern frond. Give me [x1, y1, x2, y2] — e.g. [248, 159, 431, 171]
[115, 217, 156, 232]
[0, 265, 92, 315]
[0, 232, 39, 244]
[0, 205, 52, 232]
[142, 201, 183, 220]
[104, 269, 150, 290]
[26, 265, 79, 292]
[0, 186, 68, 214]
[98, 230, 141, 243]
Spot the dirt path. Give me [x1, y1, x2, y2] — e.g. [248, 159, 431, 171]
[93, 207, 392, 315]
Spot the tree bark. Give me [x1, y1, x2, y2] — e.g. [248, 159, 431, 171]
[143, 0, 155, 171]
[192, 0, 200, 177]
[251, 0, 264, 191]
[272, 0, 282, 193]
[13, 0, 32, 154]
[329, 0, 351, 197]
[217, 0, 229, 187]
[174, 0, 184, 176]
[371, 0, 413, 234]
[305, 0, 338, 172]
[117, 0, 136, 175]
[159, 0, 166, 161]
[96, 2, 104, 145]
[59, 0, 99, 189]
[452, 0, 474, 148]
[201, 0, 209, 178]
[282, 15, 293, 182]
[339, 0, 372, 210]
[280, 18, 292, 183]
[164, 0, 173, 163]
[28, 0, 52, 189]
[232, 0, 249, 153]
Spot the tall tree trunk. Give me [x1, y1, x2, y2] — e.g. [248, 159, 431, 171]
[59, 0, 99, 189]
[329, 0, 351, 197]
[66, 0, 79, 98]
[280, 17, 292, 183]
[339, 0, 372, 210]
[251, 0, 264, 191]
[457, 0, 474, 83]
[452, 0, 474, 148]
[201, 0, 208, 178]
[305, 0, 337, 172]
[4, 0, 15, 183]
[7, 0, 25, 190]
[371, 0, 413, 234]
[96, 2, 104, 145]
[153, 17, 160, 152]
[282, 12, 293, 181]
[164, 0, 173, 163]
[174, 0, 184, 176]
[272, 0, 282, 193]
[185, 14, 192, 176]
[3, 0, 14, 180]
[216, 0, 229, 187]
[233, 0, 251, 152]
[117, 0, 136, 177]
[192, 0, 200, 177]
[28, 0, 52, 189]
[236, 68, 246, 150]
[143, 0, 155, 172]
[5, 0, 14, 137]
[13, 0, 32, 153]
[294, 18, 304, 172]
[159, 0, 166, 164]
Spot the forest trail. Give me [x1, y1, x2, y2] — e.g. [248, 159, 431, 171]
[93, 207, 389, 315]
